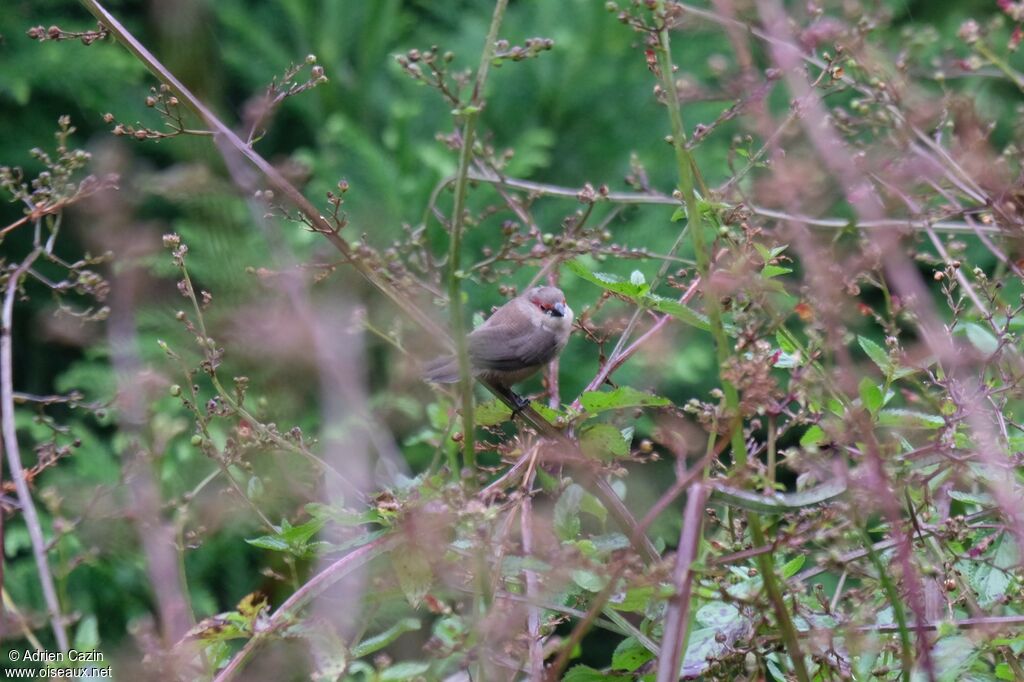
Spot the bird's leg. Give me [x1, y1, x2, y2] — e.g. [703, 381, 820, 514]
[509, 390, 531, 415]
[495, 385, 531, 415]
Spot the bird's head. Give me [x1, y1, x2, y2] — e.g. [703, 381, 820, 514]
[525, 286, 573, 330]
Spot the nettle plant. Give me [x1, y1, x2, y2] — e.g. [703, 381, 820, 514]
[6, 0, 1024, 680]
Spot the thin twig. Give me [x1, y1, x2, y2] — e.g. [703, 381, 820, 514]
[656, 482, 708, 682]
[1, 249, 69, 650]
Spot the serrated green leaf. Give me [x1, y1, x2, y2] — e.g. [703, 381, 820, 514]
[580, 423, 630, 460]
[696, 602, 741, 628]
[580, 386, 671, 414]
[612, 637, 654, 672]
[858, 335, 891, 374]
[566, 259, 649, 299]
[949, 490, 993, 506]
[924, 635, 980, 682]
[876, 409, 945, 429]
[476, 399, 512, 426]
[392, 545, 433, 608]
[647, 295, 713, 331]
[579, 490, 608, 525]
[970, 534, 1017, 607]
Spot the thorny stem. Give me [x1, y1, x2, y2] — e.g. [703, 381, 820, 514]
[652, 4, 809, 680]
[447, 0, 509, 483]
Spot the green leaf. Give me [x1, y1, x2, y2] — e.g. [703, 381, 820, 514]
[681, 626, 735, 678]
[858, 335, 892, 374]
[476, 399, 512, 426]
[780, 555, 806, 578]
[566, 259, 649, 299]
[352, 618, 421, 658]
[964, 323, 999, 356]
[568, 259, 717, 332]
[580, 386, 671, 414]
[859, 377, 883, 414]
[776, 330, 796, 353]
[919, 635, 980, 682]
[529, 400, 562, 423]
[554, 484, 584, 541]
[647, 295, 713, 331]
[695, 602, 741, 628]
[609, 585, 658, 612]
[876, 409, 945, 429]
[710, 479, 846, 513]
[949, 490, 993, 506]
[969, 534, 1018, 607]
[391, 545, 433, 608]
[380, 661, 431, 681]
[800, 425, 826, 448]
[761, 264, 792, 279]
[564, 665, 631, 682]
[580, 423, 630, 460]
[245, 516, 330, 558]
[612, 637, 654, 672]
[579, 490, 609, 525]
[572, 569, 607, 592]
[73, 615, 99, 652]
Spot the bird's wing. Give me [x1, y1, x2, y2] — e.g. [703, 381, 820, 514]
[467, 323, 561, 371]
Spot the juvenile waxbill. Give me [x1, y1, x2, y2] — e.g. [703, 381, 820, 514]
[424, 286, 573, 408]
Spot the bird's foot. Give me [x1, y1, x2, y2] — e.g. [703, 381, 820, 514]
[508, 391, 531, 415]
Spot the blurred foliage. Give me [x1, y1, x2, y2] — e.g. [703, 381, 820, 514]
[3, 0, 1024, 680]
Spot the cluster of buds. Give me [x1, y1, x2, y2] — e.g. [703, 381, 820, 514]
[492, 37, 554, 63]
[395, 46, 467, 105]
[395, 45, 454, 73]
[324, 178, 350, 231]
[103, 84, 195, 141]
[26, 23, 109, 45]
[1000, 0, 1024, 52]
[576, 182, 610, 204]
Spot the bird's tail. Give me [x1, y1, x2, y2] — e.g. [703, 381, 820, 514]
[422, 355, 460, 383]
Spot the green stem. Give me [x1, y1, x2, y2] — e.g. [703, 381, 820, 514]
[447, 0, 509, 483]
[652, 6, 810, 681]
[975, 41, 1024, 92]
[859, 521, 913, 680]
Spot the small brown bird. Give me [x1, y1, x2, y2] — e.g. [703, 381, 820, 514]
[424, 286, 573, 409]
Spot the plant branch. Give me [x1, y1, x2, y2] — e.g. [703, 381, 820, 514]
[2, 249, 69, 650]
[447, 0, 510, 479]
